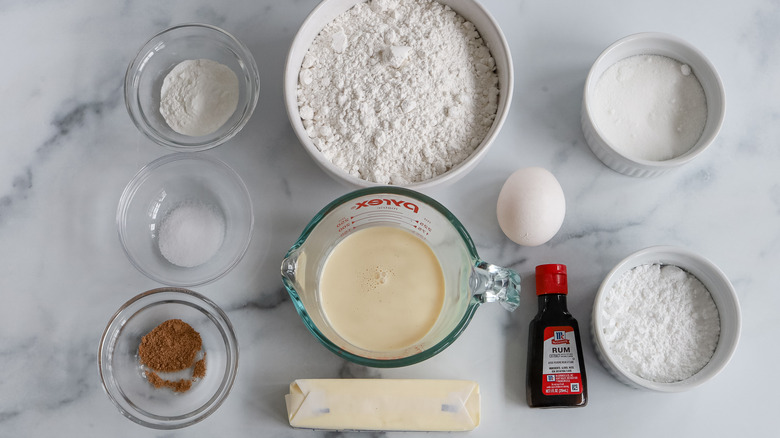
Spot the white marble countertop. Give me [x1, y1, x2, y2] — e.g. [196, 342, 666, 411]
[2, 0, 777, 436]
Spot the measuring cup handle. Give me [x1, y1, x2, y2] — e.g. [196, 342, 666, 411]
[471, 261, 521, 311]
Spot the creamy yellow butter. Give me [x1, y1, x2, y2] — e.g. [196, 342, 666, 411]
[285, 379, 480, 431]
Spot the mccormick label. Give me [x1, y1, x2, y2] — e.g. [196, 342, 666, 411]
[541, 326, 583, 395]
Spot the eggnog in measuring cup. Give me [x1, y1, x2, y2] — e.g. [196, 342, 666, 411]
[282, 187, 522, 367]
[319, 226, 445, 351]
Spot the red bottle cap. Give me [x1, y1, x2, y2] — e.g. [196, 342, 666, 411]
[536, 264, 568, 295]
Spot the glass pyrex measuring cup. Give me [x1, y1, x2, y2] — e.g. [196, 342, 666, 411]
[281, 187, 521, 367]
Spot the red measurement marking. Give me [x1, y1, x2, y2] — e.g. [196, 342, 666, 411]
[352, 212, 413, 226]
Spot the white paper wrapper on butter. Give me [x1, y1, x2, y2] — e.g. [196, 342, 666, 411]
[285, 379, 480, 431]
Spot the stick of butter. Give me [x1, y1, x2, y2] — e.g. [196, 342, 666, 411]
[285, 379, 480, 431]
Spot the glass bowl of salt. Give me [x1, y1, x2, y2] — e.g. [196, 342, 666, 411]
[581, 32, 726, 177]
[117, 153, 254, 286]
[125, 23, 260, 151]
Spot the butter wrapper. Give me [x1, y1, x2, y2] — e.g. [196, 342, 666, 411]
[285, 379, 480, 431]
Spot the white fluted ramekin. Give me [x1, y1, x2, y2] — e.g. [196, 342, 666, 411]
[591, 246, 741, 391]
[581, 33, 725, 177]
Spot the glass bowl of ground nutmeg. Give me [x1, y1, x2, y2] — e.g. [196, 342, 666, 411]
[98, 287, 238, 429]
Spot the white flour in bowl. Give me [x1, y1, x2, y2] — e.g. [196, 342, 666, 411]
[297, 0, 499, 184]
[600, 264, 720, 383]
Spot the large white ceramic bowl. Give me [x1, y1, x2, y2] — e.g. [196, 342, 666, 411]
[591, 246, 741, 392]
[284, 0, 513, 190]
[581, 32, 726, 177]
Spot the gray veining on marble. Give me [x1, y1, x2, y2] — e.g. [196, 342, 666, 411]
[1, 0, 778, 436]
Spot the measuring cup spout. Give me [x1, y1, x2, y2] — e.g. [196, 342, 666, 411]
[470, 261, 521, 311]
[281, 249, 300, 284]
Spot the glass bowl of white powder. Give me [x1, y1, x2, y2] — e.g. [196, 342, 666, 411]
[125, 23, 260, 151]
[117, 153, 254, 286]
[581, 32, 726, 177]
[591, 246, 741, 392]
[283, 0, 513, 189]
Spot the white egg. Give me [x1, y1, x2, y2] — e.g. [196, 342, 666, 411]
[496, 167, 566, 246]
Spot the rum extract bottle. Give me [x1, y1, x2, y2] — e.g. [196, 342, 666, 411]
[526, 264, 587, 408]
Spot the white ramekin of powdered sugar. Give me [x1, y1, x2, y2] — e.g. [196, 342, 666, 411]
[591, 246, 741, 392]
[284, 0, 513, 189]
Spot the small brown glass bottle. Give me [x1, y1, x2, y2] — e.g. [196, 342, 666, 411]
[526, 264, 587, 408]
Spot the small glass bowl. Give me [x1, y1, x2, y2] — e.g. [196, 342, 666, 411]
[117, 153, 254, 286]
[98, 288, 239, 429]
[591, 246, 741, 391]
[125, 23, 260, 151]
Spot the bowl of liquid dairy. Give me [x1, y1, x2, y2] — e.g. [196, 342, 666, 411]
[281, 187, 521, 367]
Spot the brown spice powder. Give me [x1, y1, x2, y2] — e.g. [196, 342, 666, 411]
[193, 355, 207, 379]
[139, 319, 202, 372]
[146, 370, 193, 393]
[138, 319, 206, 392]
